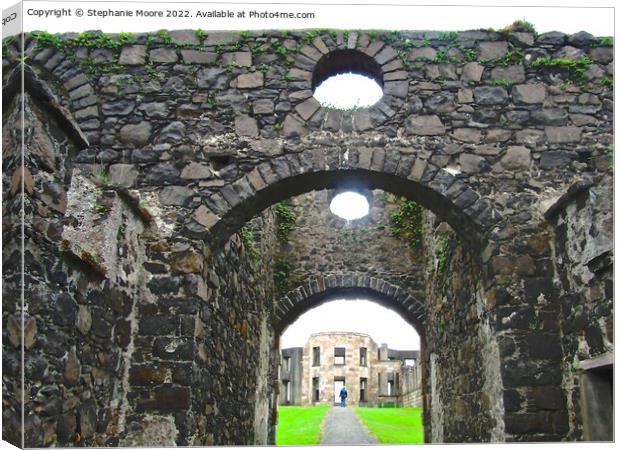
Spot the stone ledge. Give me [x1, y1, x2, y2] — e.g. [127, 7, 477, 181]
[543, 178, 594, 220]
[579, 352, 613, 371]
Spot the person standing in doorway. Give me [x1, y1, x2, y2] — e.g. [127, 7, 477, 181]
[339, 386, 348, 407]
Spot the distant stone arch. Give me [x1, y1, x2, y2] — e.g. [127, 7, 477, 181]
[274, 271, 426, 336]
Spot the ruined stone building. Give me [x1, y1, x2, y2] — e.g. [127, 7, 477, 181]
[279, 331, 422, 407]
[2, 24, 613, 446]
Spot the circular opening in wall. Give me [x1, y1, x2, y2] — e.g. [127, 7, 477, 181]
[312, 49, 384, 110]
[330, 192, 370, 220]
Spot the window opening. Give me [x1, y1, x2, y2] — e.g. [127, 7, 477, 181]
[330, 192, 369, 220]
[334, 347, 345, 365]
[360, 347, 367, 366]
[360, 377, 367, 403]
[312, 346, 320, 366]
[312, 377, 320, 402]
[312, 49, 383, 110]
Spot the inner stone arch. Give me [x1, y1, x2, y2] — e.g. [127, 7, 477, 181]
[274, 273, 426, 336]
[200, 153, 501, 252]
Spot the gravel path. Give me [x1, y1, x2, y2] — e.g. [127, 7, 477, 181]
[320, 407, 378, 445]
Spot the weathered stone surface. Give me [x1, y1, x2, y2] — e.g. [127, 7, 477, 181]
[545, 126, 582, 143]
[119, 45, 147, 65]
[458, 88, 474, 103]
[294, 97, 321, 121]
[169, 30, 201, 45]
[139, 102, 168, 118]
[459, 153, 488, 173]
[64, 350, 80, 386]
[501, 146, 531, 170]
[540, 151, 572, 169]
[532, 108, 568, 126]
[119, 122, 152, 146]
[282, 114, 307, 138]
[75, 106, 99, 120]
[204, 32, 239, 45]
[197, 68, 229, 89]
[181, 49, 217, 64]
[253, 99, 275, 115]
[589, 46, 613, 64]
[426, 92, 456, 113]
[159, 186, 194, 206]
[181, 162, 212, 179]
[170, 251, 203, 274]
[515, 129, 546, 145]
[490, 65, 525, 83]
[474, 86, 508, 105]
[408, 47, 437, 60]
[154, 385, 190, 411]
[537, 31, 567, 45]
[452, 128, 482, 144]
[236, 72, 264, 89]
[150, 48, 178, 63]
[192, 205, 219, 228]
[235, 115, 259, 137]
[512, 84, 546, 104]
[101, 100, 134, 116]
[461, 62, 485, 82]
[478, 41, 508, 60]
[76, 305, 92, 334]
[160, 121, 185, 142]
[405, 115, 445, 135]
[221, 52, 252, 67]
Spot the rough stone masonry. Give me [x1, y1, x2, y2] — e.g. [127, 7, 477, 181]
[1, 25, 613, 446]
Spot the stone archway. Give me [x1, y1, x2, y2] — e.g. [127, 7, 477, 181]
[195, 154, 502, 251]
[274, 272, 426, 335]
[3, 26, 613, 447]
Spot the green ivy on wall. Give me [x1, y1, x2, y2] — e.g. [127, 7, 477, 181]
[240, 226, 260, 264]
[389, 199, 423, 250]
[273, 258, 293, 291]
[275, 201, 296, 241]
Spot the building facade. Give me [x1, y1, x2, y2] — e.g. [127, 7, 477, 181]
[279, 332, 421, 407]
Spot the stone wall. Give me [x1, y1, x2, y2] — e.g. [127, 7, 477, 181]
[547, 175, 613, 439]
[300, 332, 379, 406]
[421, 217, 505, 443]
[401, 365, 424, 407]
[121, 208, 279, 446]
[279, 347, 303, 405]
[2, 25, 613, 445]
[292, 332, 419, 407]
[272, 189, 423, 301]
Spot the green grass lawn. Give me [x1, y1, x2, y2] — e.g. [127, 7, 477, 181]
[355, 407, 424, 444]
[276, 405, 330, 445]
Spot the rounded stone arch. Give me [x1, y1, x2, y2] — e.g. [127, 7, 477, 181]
[192, 147, 503, 251]
[3, 35, 101, 147]
[273, 272, 426, 339]
[285, 33, 407, 132]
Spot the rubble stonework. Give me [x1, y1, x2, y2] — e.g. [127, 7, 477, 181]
[2, 27, 613, 446]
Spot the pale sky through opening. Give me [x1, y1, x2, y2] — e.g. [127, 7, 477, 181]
[280, 299, 421, 350]
[329, 191, 370, 220]
[314, 73, 383, 110]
